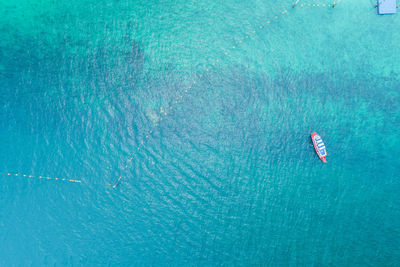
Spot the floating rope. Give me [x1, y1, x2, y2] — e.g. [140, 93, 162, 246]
[292, 0, 340, 8]
[298, 3, 336, 8]
[3, 172, 82, 183]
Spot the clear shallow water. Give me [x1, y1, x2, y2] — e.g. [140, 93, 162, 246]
[1, 0, 399, 265]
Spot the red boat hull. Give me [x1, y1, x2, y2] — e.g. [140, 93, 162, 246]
[311, 132, 327, 163]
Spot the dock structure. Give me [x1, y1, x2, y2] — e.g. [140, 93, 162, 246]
[377, 0, 397, 14]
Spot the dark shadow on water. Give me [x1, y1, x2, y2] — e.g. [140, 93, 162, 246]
[0, 33, 145, 101]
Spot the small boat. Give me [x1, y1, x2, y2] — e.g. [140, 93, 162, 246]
[311, 132, 327, 163]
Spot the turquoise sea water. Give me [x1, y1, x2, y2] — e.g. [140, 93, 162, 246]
[1, 0, 399, 265]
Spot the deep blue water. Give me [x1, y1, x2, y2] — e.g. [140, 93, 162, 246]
[1, 0, 399, 265]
